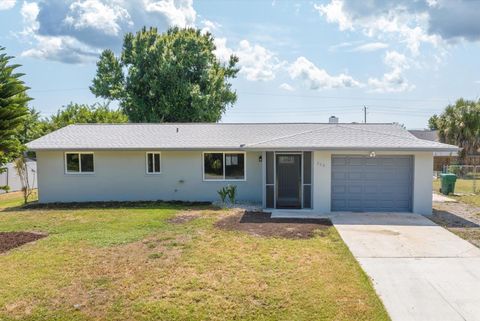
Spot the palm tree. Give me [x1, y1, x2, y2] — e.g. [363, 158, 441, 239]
[430, 99, 480, 161]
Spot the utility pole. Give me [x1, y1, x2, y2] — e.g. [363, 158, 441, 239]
[363, 105, 367, 123]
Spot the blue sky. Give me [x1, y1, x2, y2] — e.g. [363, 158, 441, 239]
[1, 0, 480, 129]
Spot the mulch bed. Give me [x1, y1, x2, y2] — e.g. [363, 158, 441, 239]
[0, 232, 47, 253]
[21, 200, 212, 210]
[215, 211, 332, 239]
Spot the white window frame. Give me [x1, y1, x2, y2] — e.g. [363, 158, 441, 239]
[64, 152, 95, 175]
[145, 152, 162, 175]
[202, 151, 247, 182]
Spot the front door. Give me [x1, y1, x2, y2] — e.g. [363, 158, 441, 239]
[276, 154, 302, 208]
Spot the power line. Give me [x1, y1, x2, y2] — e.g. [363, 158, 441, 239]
[238, 91, 451, 102]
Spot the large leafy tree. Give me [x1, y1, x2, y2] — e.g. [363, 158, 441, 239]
[90, 27, 239, 123]
[428, 98, 480, 158]
[0, 47, 30, 191]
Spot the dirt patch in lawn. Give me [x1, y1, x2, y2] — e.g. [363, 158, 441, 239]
[430, 201, 480, 248]
[0, 232, 47, 253]
[167, 211, 202, 224]
[215, 211, 332, 239]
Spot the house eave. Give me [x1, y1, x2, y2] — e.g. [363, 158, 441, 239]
[28, 146, 460, 153]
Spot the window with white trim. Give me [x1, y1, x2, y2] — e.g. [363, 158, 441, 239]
[146, 152, 161, 174]
[203, 152, 245, 180]
[65, 152, 94, 174]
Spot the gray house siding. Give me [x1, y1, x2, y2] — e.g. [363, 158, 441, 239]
[36, 150, 262, 203]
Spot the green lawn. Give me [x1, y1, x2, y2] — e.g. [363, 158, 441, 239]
[0, 190, 38, 209]
[433, 178, 480, 207]
[0, 193, 389, 321]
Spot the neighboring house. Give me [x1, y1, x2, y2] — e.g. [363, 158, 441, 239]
[0, 159, 37, 194]
[27, 123, 457, 214]
[409, 129, 480, 170]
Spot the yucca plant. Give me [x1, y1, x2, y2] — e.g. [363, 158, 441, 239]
[217, 186, 229, 205]
[226, 185, 237, 205]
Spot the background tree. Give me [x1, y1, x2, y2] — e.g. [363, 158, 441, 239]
[19, 107, 52, 145]
[18, 103, 128, 149]
[48, 102, 128, 130]
[428, 114, 439, 130]
[428, 98, 480, 159]
[0, 46, 30, 191]
[90, 27, 239, 123]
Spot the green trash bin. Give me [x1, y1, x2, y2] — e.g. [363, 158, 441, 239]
[440, 173, 457, 195]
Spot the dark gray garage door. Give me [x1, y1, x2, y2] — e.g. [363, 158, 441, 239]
[331, 155, 413, 212]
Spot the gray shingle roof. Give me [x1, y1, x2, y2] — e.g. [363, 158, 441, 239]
[26, 123, 459, 151]
[408, 130, 439, 142]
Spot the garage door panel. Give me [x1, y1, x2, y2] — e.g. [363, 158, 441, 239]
[347, 199, 362, 208]
[348, 185, 362, 193]
[332, 171, 347, 180]
[348, 172, 363, 180]
[332, 185, 347, 194]
[332, 199, 346, 209]
[331, 155, 413, 212]
[332, 157, 347, 166]
[348, 157, 364, 166]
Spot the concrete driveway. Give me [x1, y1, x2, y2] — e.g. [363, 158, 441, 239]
[332, 212, 480, 321]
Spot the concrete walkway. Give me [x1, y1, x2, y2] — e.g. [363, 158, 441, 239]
[332, 212, 480, 321]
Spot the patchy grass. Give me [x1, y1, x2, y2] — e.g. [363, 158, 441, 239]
[432, 202, 480, 248]
[0, 194, 389, 321]
[0, 190, 38, 209]
[448, 228, 480, 248]
[433, 179, 480, 207]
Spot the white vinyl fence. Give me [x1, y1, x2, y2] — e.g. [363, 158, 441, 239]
[0, 160, 37, 194]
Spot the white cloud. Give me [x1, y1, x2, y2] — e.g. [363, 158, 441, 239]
[351, 42, 388, 52]
[279, 83, 295, 91]
[20, 1, 39, 34]
[18, 0, 198, 63]
[314, 0, 441, 56]
[200, 19, 220, 34]
[315, 0, 480, 51]
[0, 0, 15, 10]
[143, 0, 196, 27]
[214, 38, 284, 82]
[64, 0, 132, 36]
[288, 56, 361, 90]
[213, 37, 233, 63]
[22, 35, 99, 63]
[314, 0, 352, 31]
[235, 40, 284, 81]
[368, 50, 414, 93]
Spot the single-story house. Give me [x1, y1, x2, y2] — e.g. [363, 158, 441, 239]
[27, 122, 458, 214]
